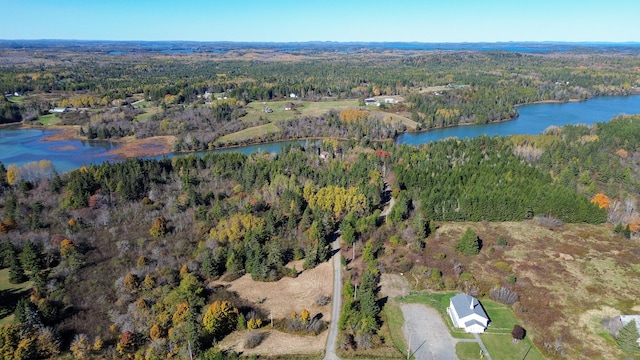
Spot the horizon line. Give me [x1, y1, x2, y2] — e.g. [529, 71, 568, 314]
[2, 39, 640, 45]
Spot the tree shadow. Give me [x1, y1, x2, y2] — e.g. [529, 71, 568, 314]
[0, 286, 31, 320]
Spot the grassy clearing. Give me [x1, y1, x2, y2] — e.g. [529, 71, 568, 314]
[243, 99, 360, 123]
[0, 268, 33, 325]
[480, 333, 545, 360]
[456, 341, 482, 359]
[7, 96, 25, 104]
[134, 105, 162, 122]
[381, 300, 409, 356]
[216, 123, 280, 143]
[37, 113, 61, 126]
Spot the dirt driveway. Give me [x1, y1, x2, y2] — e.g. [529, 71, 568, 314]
[401, 304, 459, 360]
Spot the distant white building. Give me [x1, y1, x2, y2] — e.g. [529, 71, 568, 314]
[384, 98, 399, 104]
[290, 93, 297, 98]
[50, 107, 67, 113]
[364, 98, 380, 106]
[447, 293, 490, 333]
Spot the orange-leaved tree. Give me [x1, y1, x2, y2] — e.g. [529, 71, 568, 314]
[591, 193, 610, 209]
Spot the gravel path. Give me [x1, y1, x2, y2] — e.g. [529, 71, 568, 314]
[401, 304, 459, 360]
[323, 235, 342, 360]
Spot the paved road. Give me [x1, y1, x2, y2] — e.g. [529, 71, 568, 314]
[402, 304, 459, 360]
[323, 235, 342, 360]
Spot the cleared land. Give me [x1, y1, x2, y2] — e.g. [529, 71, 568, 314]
[216, 260, 333, 356]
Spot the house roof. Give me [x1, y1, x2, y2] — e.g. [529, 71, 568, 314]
[450, 293, 488, 321]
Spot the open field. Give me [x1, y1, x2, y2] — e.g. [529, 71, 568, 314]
[0, 268, 33, 325]
[37, 113, 61, 126]
[216, 123, 280, 143]
[216, 260, 332, 356]
[7, 95, 26, 104]
[243, 99, 360, 123]
[393, 221, 640, 359]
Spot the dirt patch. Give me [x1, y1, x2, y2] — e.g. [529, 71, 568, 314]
[632, 305, 640, 312]
[215, 260, 333, 356]
[217, 261, 333, 320]
[379, 273, 410, 299]
[105, 136, 175, 158]
[219, 329, 325, 356]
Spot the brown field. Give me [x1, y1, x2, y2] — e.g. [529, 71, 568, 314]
[105, 135, 175, 158]
[388, 221, 640, 359]
[216, 260, 333, 356]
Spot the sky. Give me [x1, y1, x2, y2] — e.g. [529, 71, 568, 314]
[2, 0, 639, 43]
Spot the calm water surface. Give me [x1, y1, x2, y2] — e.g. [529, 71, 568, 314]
[1, 95, 640, 173]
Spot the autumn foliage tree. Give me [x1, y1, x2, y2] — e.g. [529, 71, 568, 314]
[149, 216, 167, 237]
[339, 109, 369, 122]
[202, 301, 238, 340]
[591, 193, 611, 209]
[512, 324, 526, 342]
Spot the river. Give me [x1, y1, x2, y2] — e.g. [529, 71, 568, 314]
[1, 95, 640, 173]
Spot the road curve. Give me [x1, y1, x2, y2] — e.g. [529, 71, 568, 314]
[323, 235, 342, 360]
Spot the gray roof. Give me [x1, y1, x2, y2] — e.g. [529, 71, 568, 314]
[450, 293, 489, 321]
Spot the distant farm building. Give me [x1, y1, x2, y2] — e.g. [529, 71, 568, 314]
[384, 98, 399, 104]
[364, 98, 380, 106]
[50, 107, 67, 113]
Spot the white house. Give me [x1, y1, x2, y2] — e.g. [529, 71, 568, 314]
[447, 293, 490, 333]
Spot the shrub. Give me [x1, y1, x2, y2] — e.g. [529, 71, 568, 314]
[244, 331, 266, 349]
[497, 235, 508, 246]
[494, 261, 512, 273]
[512, 325, 526, 341]
[489, 285, 519, 305]
[316, 294, 331, 306]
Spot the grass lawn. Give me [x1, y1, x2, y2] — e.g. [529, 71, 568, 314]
[0, 268, 33, 325]
[456, 341, 482, 359]
[7, 96, 26, 104]
[216, 123, 280, 144]
[480, 333, 545, 360]
[381, 300, 409, 356]
[37, 113, 61, 126]
[134, 105, 162, 122]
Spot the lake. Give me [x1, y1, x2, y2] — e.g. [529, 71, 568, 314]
[1, 95, 640, 173]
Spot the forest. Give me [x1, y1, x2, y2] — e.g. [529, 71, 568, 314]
[1, 112, 640, 358]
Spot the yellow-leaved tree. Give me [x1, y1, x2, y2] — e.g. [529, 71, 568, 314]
[202, 301, 238, 339]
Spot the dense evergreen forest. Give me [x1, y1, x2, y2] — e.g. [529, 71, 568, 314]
[1, 111, 640, 358]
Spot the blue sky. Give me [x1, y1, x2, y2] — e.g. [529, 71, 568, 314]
[2, 0, 639, 43]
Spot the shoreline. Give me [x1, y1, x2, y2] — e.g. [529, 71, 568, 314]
[6, 94, 631, 159]
[17, 123, 177, 159]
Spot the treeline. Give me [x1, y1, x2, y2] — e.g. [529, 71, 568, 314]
[2, 49, 639, 131]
